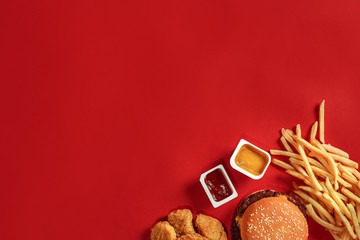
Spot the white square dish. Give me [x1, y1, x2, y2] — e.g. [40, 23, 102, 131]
[199, 164, 238, 208]
[230, 139, 271, 180]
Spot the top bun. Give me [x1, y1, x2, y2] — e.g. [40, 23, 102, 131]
[231, 190, 308, 240]
[240, 197, 308, 240]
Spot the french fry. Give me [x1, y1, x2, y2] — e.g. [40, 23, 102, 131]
[280, 136, 293, 153]
[290, 162, 309, 177]
[320, 184, 338, 212]
[319, 99, 325, 143]
[318, 194, 335, 214]
[348, 203, 360, 240]
[286, 129, 295, 136]
[289, 158, 332, 181]
[308, 158, 328, 171]
[298, 185, 323, 198]
[310, 121, 318, 142]
[270, 149, 303, 159]
[294, 137, 335, 169]
[270, 149, 298, 158]
[341, 231, 350, 240]
[270, 149, 325, 170]
[318, 211, 328, 223]
[352, 185, 360, 198]
[307, 152, 333, 176]
[329, 231, 342, 240]
[289, 192, 307, 207]
[342, 188, 360, 204]
[320, 181, 329, 194]
[281, 128, 298, 151]
[304, 178, 316, 189]
[295, 136, 338, 186]
[334, 212, 343, 226]
[349, 203, 360, 232]
[317, 198, 331, 213]
[296, 124, 301, 137]
[297, 142, 323, 191]
[356, 204, 360, 223]
[337, 177, 352, 189]
[342, 172, 358, 185]
[322, 144, 350, 159]
[322, 192, 337, 211]
[347, 167, 360, 180]
[294, 190, 336, 225]
[326, 178, 351, 219]
[338, 164, 355, 178]
[309, 138, 339, 189]
[336, 192, 348, 202]
[286, 169, 306, 181]
[309, 154, 352, 189]
[312, 166, 333, 180]
[311, 137, 327, 152]
[306, 204, 343, 232]
[271, 158, 295, 171]
[327, 197, 356, 239]
[329, 153, 358, 169]
[333, 205, 357, 239]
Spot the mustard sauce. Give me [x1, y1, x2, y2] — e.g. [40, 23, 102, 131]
[235, 144, 268, 176]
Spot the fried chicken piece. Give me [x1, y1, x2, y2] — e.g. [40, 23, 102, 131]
[150, 221, 177, 240]
[177, 233, 209, 240]
[195, 214, 227, 240]
[168, 209, 196, 237]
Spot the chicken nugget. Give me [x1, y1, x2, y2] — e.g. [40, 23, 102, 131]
[168, 209, 196, 237]
[195, 214, 227, 240]
[150, 221, 177, 240]
[177, 233, 209, 240]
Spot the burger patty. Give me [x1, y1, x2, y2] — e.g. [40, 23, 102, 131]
[230, 190, 307, 240]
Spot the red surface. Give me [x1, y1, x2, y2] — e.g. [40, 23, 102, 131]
[1, 0, 360, 239]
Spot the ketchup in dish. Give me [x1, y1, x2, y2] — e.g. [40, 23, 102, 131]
[204, 168, 233, 202]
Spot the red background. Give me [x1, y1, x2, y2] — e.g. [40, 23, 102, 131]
[1, 0, 360, 239]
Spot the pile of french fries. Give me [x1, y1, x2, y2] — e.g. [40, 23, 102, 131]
[271, 100, 360, 240]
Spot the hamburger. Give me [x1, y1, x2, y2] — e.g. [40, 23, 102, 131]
[231, 190, 308, 240]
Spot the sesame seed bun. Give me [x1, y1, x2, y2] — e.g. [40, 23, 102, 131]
[230, 190, 308, 240]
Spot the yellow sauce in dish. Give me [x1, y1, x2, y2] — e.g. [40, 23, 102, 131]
[235, 144, 268, 176]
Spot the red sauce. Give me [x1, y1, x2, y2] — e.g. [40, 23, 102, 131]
[204, 169, 233, 202]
